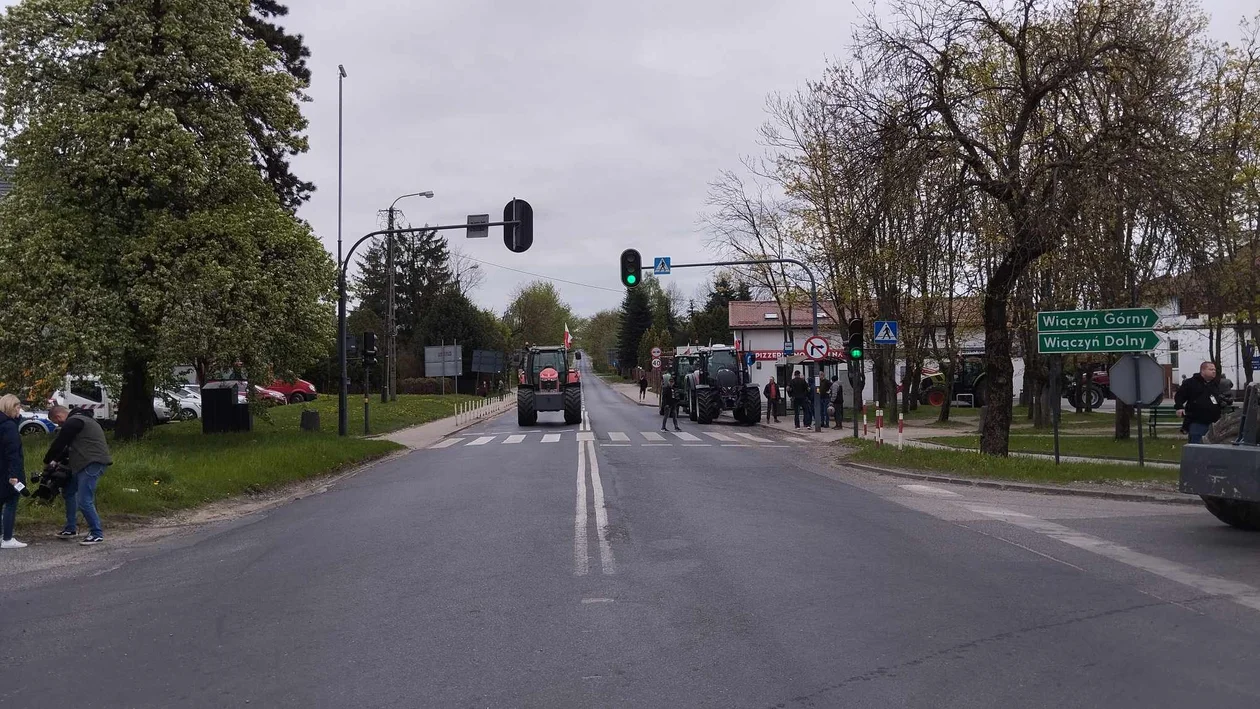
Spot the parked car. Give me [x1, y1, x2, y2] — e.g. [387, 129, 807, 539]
[255, 385, 287, 406]
[158, 387, 202, 421]
[266, 378, 318, 404]
[18, 410, 57, 436]
[50, 376, 173, 424]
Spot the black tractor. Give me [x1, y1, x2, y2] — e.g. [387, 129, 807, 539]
[685, 345, 761, 425]
[517, 346, 581, 426]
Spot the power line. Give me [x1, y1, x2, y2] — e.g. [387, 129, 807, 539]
[462, 255, 623, 293]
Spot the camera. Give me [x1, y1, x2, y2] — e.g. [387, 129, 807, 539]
[30, 462, 72, 504]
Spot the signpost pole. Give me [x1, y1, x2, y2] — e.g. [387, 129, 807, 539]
[1134, 353, 1145, 467]
[1051, 354, 1062, 465]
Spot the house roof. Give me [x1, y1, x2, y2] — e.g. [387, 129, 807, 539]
[729, 301, 842, 330]
[729, 298, 984, 330]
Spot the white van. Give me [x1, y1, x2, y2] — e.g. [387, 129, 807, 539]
[49, 376, 173, 424]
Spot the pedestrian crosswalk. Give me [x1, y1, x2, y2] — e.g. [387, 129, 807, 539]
[428, 430, 799, 449]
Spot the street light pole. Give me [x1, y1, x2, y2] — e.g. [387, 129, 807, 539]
[384, 191, 434, 403]
[337, 64, 348, 436]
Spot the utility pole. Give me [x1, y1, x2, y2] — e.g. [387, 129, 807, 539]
[384, 206, 395, 403]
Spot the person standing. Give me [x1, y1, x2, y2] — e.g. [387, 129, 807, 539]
[45, 405, 112, 545]
[1175, 361, 1224, 444]
[763, 378, 781, 423]
[819, 375, 832, 428]
[789, 370, 812, 429]
[1, 394, 28, 549]
[830, 375, 845, 428]
[660, 377, 681, 431]
[638, 373, 649, 401]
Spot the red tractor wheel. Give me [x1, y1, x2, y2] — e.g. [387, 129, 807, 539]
[926, 388, 946, 407]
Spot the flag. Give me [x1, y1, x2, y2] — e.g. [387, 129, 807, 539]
[564, 323, 572, 349]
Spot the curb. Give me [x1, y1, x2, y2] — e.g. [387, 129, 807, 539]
[840, 460, 1201, 506]
[611, 384, 657, 408]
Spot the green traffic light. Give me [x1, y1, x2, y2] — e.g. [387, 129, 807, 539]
[850, 348, 863, 359]
[626, 273, 637, 285]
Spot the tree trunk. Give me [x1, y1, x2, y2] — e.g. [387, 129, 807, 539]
[114, 354, 155, 441]
[1114, 402, 1133, 440]
[980, 294, 1014, 456]
[938, 360, 954, 423]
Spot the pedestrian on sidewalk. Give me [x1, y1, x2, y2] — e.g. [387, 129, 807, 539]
[1, 394, 28, 550]
[1176, 361, 1223, 444]
[819, 375, 832, 428]
[789, 370, 812, 429]
[638, 373, 648, 401]
[763, 378, 781, 423]
[660, 377, 681, 431]
[45, 405, 112, 545]
[830, 375, 845, 428]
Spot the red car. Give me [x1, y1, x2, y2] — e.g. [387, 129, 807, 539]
[266, 378, 318, 404]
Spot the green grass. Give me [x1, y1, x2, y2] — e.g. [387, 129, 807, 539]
[896, 404, 1127, 430]
[10, 393, 475, 534]
[268, 392, 482, 435]
[844, 440, 1177, 484]
[928, 434, 1185, 464]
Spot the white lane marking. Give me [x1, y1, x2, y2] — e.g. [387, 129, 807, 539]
[608, 431, 630, 442]
[732, 432, 773, 443]
[586, 440, 616, 575]
[643, 443, 673, 447]
[601, 444, 631, 447]
[429, 438, 462, 449]
[763, 444, 790, 448]
[577, 432, 594, 442]
[670, 431, 702, 442]
[575, 442, 589, 577]
[581, 598, 614, 604]
[899, 484, 962, 498]
[721, 444, 750, 447]
[683, 444, 711, 447]
[785, 437, 810, 444]
[503, 434, 526, 444]
[966, 505, 1260, 613]
[541, 433, 561, 443]
[641, 431, 666, 441]
[703, 432, 737, 442]
[467, 436, 495, 446]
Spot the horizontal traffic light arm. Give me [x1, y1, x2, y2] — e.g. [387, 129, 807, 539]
[338, 221, 519, 282]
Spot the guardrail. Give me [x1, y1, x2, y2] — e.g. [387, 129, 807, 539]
[454, 392, 512, 426]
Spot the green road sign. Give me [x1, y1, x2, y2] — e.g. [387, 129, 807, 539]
[1037, 330, 1160, 354]
[1036, 308, 1159, 333]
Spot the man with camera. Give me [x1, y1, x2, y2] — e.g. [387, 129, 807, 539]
[44, 405, 112, 545]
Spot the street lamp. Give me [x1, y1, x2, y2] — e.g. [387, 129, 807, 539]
[384, 190, 435, 402]
[337, 63, 348, 436]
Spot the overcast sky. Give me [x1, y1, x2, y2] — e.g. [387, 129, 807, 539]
[4, 0, 1253, 317]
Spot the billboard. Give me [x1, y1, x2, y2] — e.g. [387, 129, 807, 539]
[471, 350, 505, 374]
[424, 345, 463, 377]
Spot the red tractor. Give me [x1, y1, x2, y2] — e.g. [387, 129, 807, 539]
[517, 345, 582, 426]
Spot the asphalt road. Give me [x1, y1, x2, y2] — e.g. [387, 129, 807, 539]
[3, 367, 1260, 708]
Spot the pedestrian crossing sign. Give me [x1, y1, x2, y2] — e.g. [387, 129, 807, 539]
[873, 320, 899, 345]
[653, 257, 671, 275]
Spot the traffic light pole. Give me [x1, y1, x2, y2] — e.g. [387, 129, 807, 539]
[641, 258, 822, 432]
[338, 219, 520, 436]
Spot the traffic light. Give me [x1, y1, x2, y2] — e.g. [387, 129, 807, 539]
[362, 331, 378, 366]
[846, 318, 864, 361]
[503, 199, 533, 253]
[620, 249, 642, 288]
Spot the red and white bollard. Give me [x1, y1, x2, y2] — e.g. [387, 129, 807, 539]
[875, 408, 884, 446]
[862, 406, 868, 437]
[898, 412, 904, 449]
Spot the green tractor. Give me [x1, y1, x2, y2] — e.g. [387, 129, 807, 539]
[684, 345, 761, 425]
[517, 345, 582, 426]
[919, 352, 987, 408]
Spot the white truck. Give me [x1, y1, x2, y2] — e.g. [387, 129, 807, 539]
[49, 376, 175, 425]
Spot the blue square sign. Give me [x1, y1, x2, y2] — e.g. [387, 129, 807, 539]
[873, 320, 899, 345]
[653, 257, 671, 275]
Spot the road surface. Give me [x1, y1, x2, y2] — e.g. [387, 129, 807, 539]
[2, 368, 1260, 708]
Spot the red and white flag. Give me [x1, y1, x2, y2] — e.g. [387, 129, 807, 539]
[564, 323, 572, 349]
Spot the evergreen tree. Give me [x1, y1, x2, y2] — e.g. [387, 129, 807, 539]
[353, 229, 452, 345]
[618, 287, 654, 372]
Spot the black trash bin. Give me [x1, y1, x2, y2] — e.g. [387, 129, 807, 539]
[201, 386, 253, 433]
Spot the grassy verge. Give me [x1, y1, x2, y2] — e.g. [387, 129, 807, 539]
[843, 440, 1177, 484]
[11, 393, 475, 533]
[928, 434, 1184, 464]
[268, 392, 481, 435]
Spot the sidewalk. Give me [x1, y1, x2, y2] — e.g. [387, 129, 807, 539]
[610, 381, 658, 408]
[383, 392, 517, 449]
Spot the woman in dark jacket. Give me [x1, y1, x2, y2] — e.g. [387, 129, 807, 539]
[0, 394, 28, 549]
